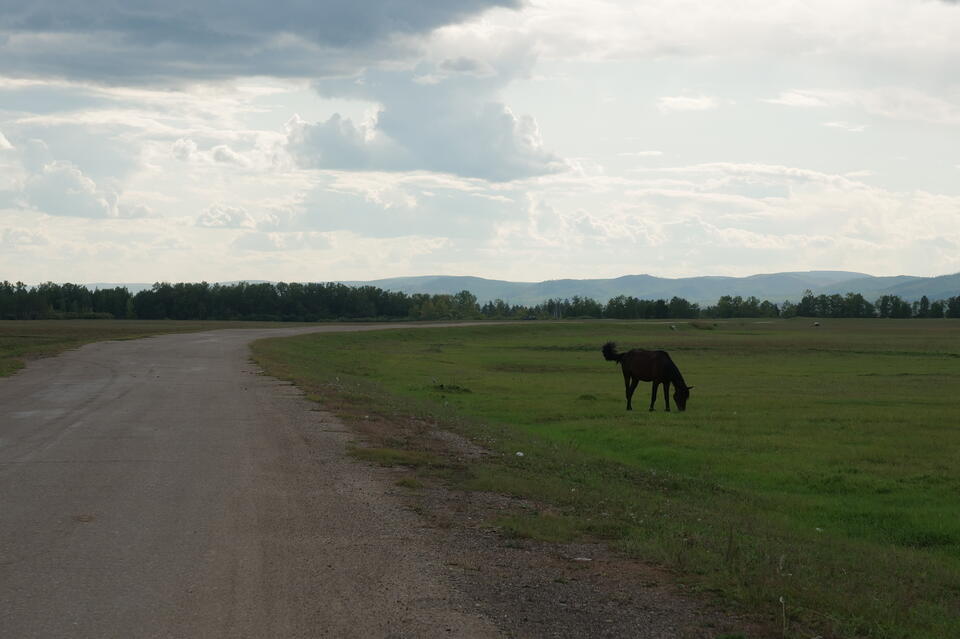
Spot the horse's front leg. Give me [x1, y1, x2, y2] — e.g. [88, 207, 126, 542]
[649, 381, 659, 411]
[625, 375, 639, 411]
[663, 381, 671, 412]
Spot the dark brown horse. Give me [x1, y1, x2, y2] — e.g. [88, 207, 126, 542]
[602, 342, 693, 411]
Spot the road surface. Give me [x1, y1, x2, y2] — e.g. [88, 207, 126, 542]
[0, 326, 500, 638]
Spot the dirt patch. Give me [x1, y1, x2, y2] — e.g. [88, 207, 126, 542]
[316, 383, 777, 639]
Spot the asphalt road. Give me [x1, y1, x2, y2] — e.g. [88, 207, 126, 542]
[0, 326, 499, 638]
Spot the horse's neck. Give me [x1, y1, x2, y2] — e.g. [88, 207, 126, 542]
[667, 361, 687, 388]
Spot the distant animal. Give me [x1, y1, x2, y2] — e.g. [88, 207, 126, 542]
[602, 342, 693, 411]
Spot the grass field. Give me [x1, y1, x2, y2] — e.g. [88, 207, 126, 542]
[0, 319, 314, 377]
[252, 318, 960, 639]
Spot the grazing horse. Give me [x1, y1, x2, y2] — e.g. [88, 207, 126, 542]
[602, 342, 693, 411]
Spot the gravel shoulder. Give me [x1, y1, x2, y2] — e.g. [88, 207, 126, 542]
[327, 403, 774, 639]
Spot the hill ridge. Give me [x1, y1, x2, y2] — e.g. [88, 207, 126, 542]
[342, 271, 958, 305]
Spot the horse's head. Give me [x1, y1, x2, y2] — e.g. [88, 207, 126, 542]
[673, 385, 693, 411]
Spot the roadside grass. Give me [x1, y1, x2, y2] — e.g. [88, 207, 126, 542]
[0, 319, 315, 377]
[348, 446, 447, 469]
[251, 318, 960, 639]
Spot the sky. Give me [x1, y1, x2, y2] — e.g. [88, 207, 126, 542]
[1, 0, 958, 285]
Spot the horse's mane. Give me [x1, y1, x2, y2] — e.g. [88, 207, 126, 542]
[662, 352, 688, 389]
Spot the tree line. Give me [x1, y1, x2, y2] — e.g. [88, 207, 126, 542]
[1, 280, 959, 321]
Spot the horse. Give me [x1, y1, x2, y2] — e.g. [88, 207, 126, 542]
[602, 342, 693, 411]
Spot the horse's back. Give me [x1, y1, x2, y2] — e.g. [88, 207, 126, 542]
[622, 349, 670, 380]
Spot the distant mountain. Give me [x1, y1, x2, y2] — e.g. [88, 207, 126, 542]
[83, 282, 154, 293]
[80, 281, 274, 293]
[346, 271, 959, 305]
[73, 271, 959, 306]
[819, 272, 960, 302]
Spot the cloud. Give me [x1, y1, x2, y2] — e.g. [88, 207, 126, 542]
[274, 23, 563, 182]
[618, 151, 663, 157]
[23, 160, 117, 218]
[765, 87, 960, 125]
[285, 114, 398, 172]
[495, 0, 960, 67]
[211, 145, 252, 167]
[0, 129, 12, 150]
[0, 227, 48, 247]
[2, 3, 561, 183]
[286, 94, 564, 181]
[0, 1, 520, 83]
[415, 56, 498, 84]
[764, 91, 831, 108]
[172, 138, 198, 161]
[657, 95, 721, 113]
[232, 231, 330, 252]
[2, 142, 148, 219]
[823, 121, 867, 133]
[196, 204, 256, 229]
[116, 203, 154, 219]
[439, 55, 496, 77]
[265, 174, 519, 239]
[510, 161, 960, 278]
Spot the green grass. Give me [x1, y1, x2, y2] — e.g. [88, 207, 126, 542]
[0, 319, 313, 377]
[251, 318, 960, 639]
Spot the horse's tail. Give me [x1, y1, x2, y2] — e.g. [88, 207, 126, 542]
[602, 342, 623, 362]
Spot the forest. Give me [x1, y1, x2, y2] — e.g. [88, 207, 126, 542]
[1, 280, 958, 321]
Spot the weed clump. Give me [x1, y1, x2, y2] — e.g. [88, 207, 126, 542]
[431, 383, 472, 393]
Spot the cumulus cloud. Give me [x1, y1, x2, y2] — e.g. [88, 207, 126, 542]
[2, 142, 148, 219]
[211, 145, 252, 167]
[171, 138, 263, 169]
[172, 138, 198, 161]
[0, 129, 13, 150]
[285, 114, 398, 172]
[23, 160, 117, 218]
[274, 21, 563, 181]
[197, 205, 256, 229]
[287, 98, 563, 181]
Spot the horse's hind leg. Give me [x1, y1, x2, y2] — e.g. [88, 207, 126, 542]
[649, 381, 659, 411]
